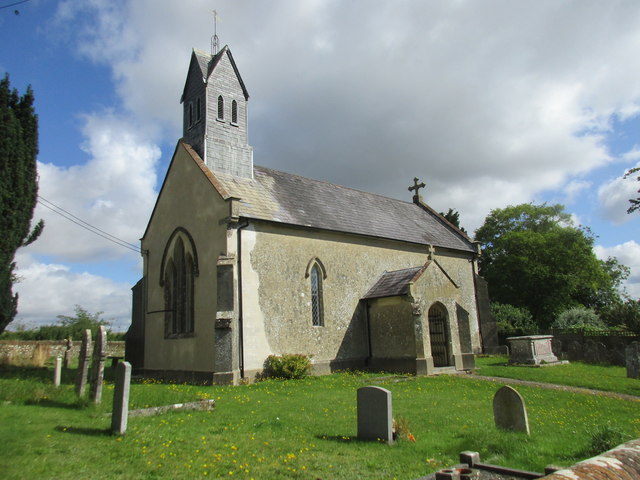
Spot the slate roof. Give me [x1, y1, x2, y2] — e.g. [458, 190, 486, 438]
[190, 46, 250, 100]
[362, 266, 426, 299]
[212, 164, 475, 253]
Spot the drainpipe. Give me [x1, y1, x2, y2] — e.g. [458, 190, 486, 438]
[236, 218, 249, 380]
[365, 300, 373, 368]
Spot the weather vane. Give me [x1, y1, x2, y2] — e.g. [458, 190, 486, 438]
[211, 10, 220, 55]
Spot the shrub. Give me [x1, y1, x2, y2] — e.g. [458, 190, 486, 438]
[552, 307, 606, 331]
[265, 354, 312, 379]
[490, 303, 537, 335]
[586, 423, 629, 456]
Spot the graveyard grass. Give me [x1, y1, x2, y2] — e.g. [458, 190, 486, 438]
[1, 362, 639, 480]
[475, 355, 640, 397]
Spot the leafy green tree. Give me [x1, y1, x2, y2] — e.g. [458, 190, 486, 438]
[475, 203, 624, 329]
[56, 305, 110, 339]
[625, 167, 639, 214]
[601, 298, 640, 333]
[490, 302, 537, 335]
[0, 74, 44, 334]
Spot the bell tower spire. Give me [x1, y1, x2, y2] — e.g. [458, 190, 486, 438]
[181, 42, 253, 179]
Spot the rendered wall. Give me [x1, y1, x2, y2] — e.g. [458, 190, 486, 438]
[240, 221, 481, 376]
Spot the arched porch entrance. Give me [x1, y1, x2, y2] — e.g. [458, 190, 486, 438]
[428, 303, 452, 367]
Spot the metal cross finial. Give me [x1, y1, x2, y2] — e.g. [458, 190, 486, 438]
[408, 177, 426, 203]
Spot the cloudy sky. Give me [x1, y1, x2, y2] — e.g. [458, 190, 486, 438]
[1, 0, 639, 331]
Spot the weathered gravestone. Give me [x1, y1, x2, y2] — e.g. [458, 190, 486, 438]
[357, 386, 393, 444]
[53, 356, 62, 387]
[111, 361, 132, 435]
[626, 342, 640, 379]
[493, 385, 529, 435]
[63, 336, 73, 369]
[75, 329, 91, 396]
[584, 340, 607, 364]
[90, 326, 107, 404]
[567, 340, 583, 362]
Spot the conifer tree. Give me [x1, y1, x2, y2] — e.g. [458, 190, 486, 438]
[0, 74, 44, 334]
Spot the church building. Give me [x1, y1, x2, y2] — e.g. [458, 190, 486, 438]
[127, 45, 489, 384]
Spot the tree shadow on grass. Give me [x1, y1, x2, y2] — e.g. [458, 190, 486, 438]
[55, 425, 112, 437]
[25, 398, 88, 410]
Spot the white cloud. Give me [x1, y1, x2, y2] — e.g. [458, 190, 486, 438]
[24, 112, 160, 263]
[12, 253, 132, 331]
[595, 241, 640, 300]
[623, 146, 640, 162]
[11, 113, 158, 330]
[563, 180, 592, 205]
[597, 164, 640, 225]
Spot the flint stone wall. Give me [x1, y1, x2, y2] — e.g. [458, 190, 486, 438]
[0, 340, 124, 363]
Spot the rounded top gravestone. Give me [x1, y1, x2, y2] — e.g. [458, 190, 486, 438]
[493, 385, 530, 435]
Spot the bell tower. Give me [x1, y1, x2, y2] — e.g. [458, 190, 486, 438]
[180, 45, 253, 179]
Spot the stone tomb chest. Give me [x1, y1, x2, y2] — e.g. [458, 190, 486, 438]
[507, 335, 559, 365]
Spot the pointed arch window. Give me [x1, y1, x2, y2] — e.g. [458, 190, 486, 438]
[188, 102, 194, 128]
[161, 228, 199, 337]
[231, 100, 238, 124]
[217, 95, 224, 120]
[196, 97, 202, 123]
[310, 264, 324, 327]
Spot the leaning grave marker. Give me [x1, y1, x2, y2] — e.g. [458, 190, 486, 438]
[75, 329, 91, 396]
[89, 326, 107, 404]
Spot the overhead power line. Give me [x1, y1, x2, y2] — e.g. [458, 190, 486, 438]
[37, 195, 142, 254]
[0, 0, 30, 11]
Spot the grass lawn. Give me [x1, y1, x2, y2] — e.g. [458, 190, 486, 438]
[0, 363, 638, 480]
[474, 355, 640, 397]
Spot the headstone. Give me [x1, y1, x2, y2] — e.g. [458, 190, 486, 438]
[567, 340, 583, 362]
[53, 356, 62, 387]
[63, 336, 73, 369]
[111, 361, 132, 435]
[89, 326, 107, 404]
[75, 329, 92, 397]
[584, 340, 607, 364]
[357, 386, 393, 444]
[626, 342, 640, 379]
[493, 385, 530, 434]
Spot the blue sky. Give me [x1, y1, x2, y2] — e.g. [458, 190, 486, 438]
[2, 0, 639, 331]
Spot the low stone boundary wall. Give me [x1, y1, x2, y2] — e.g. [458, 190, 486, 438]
[0, 340, 124, 364]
